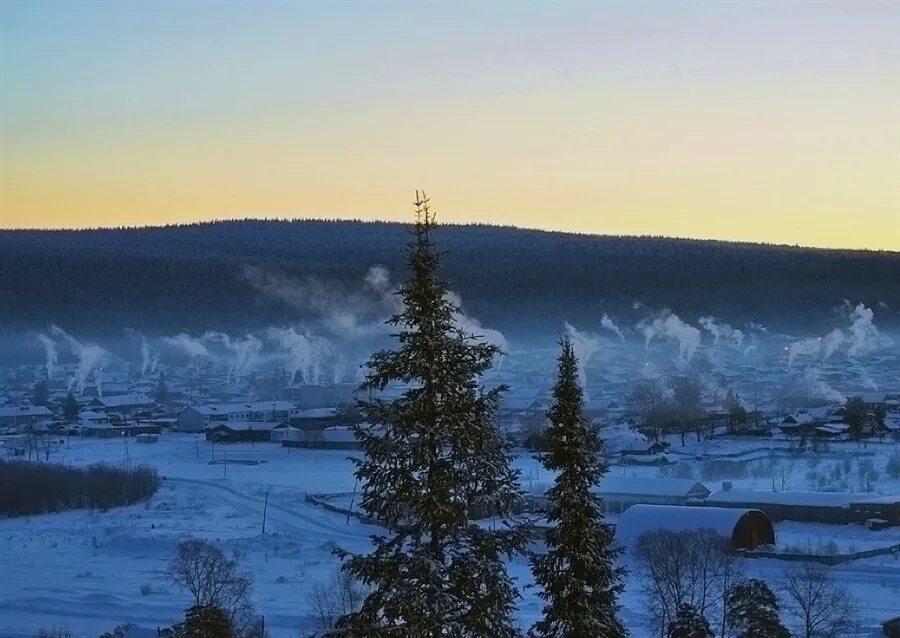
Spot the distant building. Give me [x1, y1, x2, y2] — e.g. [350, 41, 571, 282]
[205, 421, 288, 443]
[530, 476, 710, 514]
[615, 504, 775, 551]
[290, 407, 341, 429]
[0, 405, 53, 428]
[281, 424, 365, 450]
[81, 422, 162, 439]
[89, 394, 155, 415]
[177, 401, 297, 432]
[704, 489, 900, 525]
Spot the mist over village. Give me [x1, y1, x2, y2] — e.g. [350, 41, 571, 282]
[1, 2, 899, 638]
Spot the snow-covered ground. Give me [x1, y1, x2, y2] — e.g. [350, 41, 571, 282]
[2, 436, 898, 636]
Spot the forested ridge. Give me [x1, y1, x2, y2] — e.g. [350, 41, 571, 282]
[1, 219, 898, 338]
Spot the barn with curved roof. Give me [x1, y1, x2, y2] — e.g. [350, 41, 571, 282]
[614, 504, 775, 551]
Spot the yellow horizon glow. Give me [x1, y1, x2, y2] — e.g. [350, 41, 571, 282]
[1, 2, 898, 251]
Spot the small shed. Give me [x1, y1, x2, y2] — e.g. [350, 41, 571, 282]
[615, 504, 775, 551]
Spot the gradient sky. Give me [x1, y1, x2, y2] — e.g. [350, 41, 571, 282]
[1, 1, 898, 249]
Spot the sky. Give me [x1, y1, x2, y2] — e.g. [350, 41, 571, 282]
[0, 1, 898, 250]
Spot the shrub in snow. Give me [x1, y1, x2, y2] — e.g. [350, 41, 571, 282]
[0, 460, 160, 517]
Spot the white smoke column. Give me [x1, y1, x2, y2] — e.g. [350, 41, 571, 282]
[445, 291, 508, 351]
[269, 326, 333, 385]
[36, 333, 58, 379]
[600, 313, 626, 343]
[847, 303, 879, 358]
[140, 336, 153, 377]
[638, 311, 701, 363]
[364, 265, 395, 301]
[821, 328, 846, 361]
[203, 331, 263, 382]
[163, 333, 210, 369]
[50, 325, 106, 394]
[564, 322, 600, 388]
[787, 337, 821, 368]
[698, 316, 745, 349]
[801, 368, 845, 404]
[749, 322, 769, 335]
[243, 263, 401, 339]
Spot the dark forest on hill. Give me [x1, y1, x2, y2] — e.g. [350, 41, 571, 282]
[1, 220, 898, 339]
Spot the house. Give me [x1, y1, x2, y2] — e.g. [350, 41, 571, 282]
[177, 401, 297, 432]
[290, 407, 341, 429]
[776, 412, 816, 435]
[813, 423, 849, 438]
[281, 424, 363, 449]
[205, 421, 288, 443]
[615, 504, 775, 551]
[79, 410, 110, 426]
[0, 405, 53, 428]
[89, 394, 155, 415]
[81, 422, 163, 439]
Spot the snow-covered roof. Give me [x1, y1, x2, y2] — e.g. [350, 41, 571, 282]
[815, 423, 849, 435]
[0, 405, 53, 418]
[294, 407, 339, 419]
[188, 401, 295, 415]
[705, 489, 872, 508]
[781, 412, 814, 425]
[594, 477, 709, 499]
[615, 504, 765, 549]
[93, 394, 154, 408]
[79, 410, 108, 422]
[206, 421, 285, 432]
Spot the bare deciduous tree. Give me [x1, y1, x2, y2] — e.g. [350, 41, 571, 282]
[634, 528, 743, 638]
[168, 539, 254, 630]
[306, 568, 368, 631]
[780, 563, 858, 638]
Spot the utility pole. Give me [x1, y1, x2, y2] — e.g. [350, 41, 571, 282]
[262, 489, 269, 536]
[346, 478, 359, 525]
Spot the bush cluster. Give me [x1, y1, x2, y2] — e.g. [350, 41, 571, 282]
[0, 460, 160, 517]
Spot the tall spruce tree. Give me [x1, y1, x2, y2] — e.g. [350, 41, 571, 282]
[329, 193, 528, 637]
[530, 335, 627, 637]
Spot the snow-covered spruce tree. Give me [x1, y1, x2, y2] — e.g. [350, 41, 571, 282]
[530, 335, 627, 637]
[667, 604, 713, 638]
[725, 579, 789, 638]
[328, 193, 528, 637]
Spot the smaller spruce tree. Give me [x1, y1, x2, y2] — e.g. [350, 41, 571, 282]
[667, 604, 713, 638]
[530, 335, 626, 637]
[726, 579, 789, 638]
[32, 380, 49, 407]
[63, 392, 80, 422]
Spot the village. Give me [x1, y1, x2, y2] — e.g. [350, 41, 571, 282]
[0, 334, 899, 632]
